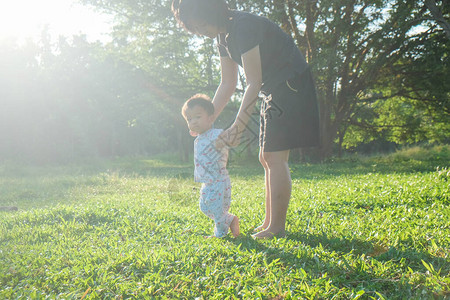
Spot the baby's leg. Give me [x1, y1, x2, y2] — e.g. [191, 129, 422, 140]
[199, 183, 216, 220]
[224, 178, 239, 237]
[200, 180, 236, 238]
[199, 183, 228, 237]
[212, 179, 235, 237]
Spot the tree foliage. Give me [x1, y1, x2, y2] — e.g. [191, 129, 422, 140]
[50, 0, 450, 157]
[0, 33, 176, 163]
[341, 0, 449, 150]
[252, 0, 449, 156]
[0, 0, 448, 163]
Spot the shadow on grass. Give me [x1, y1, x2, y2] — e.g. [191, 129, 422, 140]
[230, 232, 450, 284]
[229, 230, 449, 293]
[286, 232, 448, 275]
[225, 234, 404, 297]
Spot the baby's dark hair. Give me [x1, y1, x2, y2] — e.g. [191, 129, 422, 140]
[182, 94, 214, 119]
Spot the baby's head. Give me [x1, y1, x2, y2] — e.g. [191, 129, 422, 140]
[182, 94, 215, 136]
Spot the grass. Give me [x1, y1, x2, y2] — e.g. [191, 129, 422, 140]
[0, 146, 449, 299]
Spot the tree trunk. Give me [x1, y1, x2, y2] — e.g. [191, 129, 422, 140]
[424, 0, 450, 40]
[338, 130, 344, 158]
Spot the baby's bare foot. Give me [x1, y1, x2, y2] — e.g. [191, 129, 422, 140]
[230, 216, 240, 238]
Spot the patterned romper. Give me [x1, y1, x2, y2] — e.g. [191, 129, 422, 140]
[194, 128, 235, 237]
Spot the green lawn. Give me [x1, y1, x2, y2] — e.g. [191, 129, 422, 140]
[1, 147, 449, 299]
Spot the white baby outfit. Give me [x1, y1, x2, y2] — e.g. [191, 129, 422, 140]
[194, 128, 234, 237]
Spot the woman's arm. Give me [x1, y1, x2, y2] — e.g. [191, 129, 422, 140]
[234, 44, 262, 129]
[211, 55, 238, 122]
[217, 45, 262, 148]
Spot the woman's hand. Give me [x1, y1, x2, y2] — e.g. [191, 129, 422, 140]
[216, 123, 244, 149]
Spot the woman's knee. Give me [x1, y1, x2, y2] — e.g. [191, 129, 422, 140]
[260, 150, 290, 167]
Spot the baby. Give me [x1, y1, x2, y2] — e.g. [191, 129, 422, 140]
[181, 94, 239, 238]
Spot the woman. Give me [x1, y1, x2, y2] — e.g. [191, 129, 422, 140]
[172, 0, 320, 238]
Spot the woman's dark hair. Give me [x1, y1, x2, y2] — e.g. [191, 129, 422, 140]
[182, 94, 215, 119]
[172, 0, 229, 33]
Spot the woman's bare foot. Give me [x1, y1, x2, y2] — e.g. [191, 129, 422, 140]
[230, 216, 240, 238]
[253, 224, 268, 233]
[252, 228, 285, 239]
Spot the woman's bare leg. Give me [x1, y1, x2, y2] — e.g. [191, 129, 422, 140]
[254, 149, 271, 232]
[253, 149, 291, 238]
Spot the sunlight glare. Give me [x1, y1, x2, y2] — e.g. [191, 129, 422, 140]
[0, 0, 112, 42]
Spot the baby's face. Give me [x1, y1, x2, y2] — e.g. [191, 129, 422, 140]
[184, 105, 214, 135]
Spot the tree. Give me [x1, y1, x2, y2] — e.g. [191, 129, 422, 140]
[0, 31, 180, 163]
[0, 37, 41, 161]
[80, 0, 231, 161]
[79, 0, 449, 159]
[340, 0, 449, 150]
[242, 0, 448, 157]
[424, 0, 450, 39]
